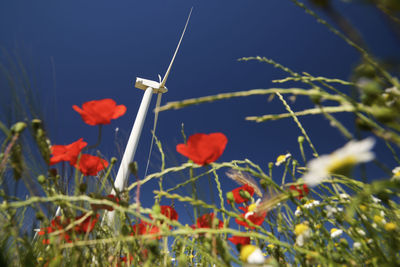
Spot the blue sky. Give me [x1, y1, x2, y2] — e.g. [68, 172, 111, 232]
[1, 0, 399, 223]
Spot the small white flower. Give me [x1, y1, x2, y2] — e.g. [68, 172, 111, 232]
[295, 223, 311, 247]
[275, 153, 291, 166]
[325, 205, 343, 218]
[356, 229, 366, 236]
[303, 138, 375, 186]
[353, 242, 361, 249]
[339, 193, 351, 202]
[115, 127, 119, 132]
[371, 196, 381, 204]
[330, 228, 343, 238]
[295, 206, 302, 217]
[303, 200, 320, 209]
[392, 166, 400, 176]
[240, 245, 265, 264]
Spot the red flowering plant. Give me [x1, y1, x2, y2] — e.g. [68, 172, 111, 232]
[227, 184, 255, 204]
[38, 213, 99, 244]
[235, 200, 267, 229]
[192, 213, 224, 230]
[289, 184, 310, 200]
[228, 235, 251, 246]
[90, 194, 120, 211]
[73, 98, 127, 126]
[75, 154, 109, 176]
[50, 138, 87, 165]
[176, 133, 228, 165]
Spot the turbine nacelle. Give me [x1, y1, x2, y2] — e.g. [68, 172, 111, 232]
[135, 77, 168, 93]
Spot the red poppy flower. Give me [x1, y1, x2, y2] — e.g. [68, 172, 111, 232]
[149, 205, 179, 221]
[91, 194, 120, 211]
[229, 184, 255, 204]
[289, 184, 309, 200]
[38, 216, 72, 244]
[74, 213, 99, 234]
[193, 213, 223, 229]
[73, 98, 127, 126]
[75, 154, 109, 176]
[176, 133, 228, 166]
[131, 221, 161, 239]
[50, 138, 87, 165]
[228, 236, 251, 246]
[235, 206, 266, 229]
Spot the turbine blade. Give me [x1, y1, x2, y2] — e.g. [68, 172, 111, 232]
[160, 7, 193, 87]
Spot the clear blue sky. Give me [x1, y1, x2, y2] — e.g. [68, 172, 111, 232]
[1, 0, 399, 220]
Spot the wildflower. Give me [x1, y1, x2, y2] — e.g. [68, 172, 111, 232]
[73, 98, 127, 126]
[294, 223, 311, 246]
[194, 213, 223, 229]
[302, 138, 375, 186]
[176, 133, 228, 166]
[228, 236, 251, 246]
[74, 213, 99, 234]
[384, 222, 397, 231]
[75, 154, 109, 176]
[228, 184, 255, 204]
[235, 200, 267, 229]
[373, 215, 386, 224]
[303, 200, 320, 209]
[371, 196, 381, 204]
[289, 184, 309, 200]
[239, 245, 265, 264]
[131, 221, 161, 239]
[90, 194, 120, 211]
[325, 205, 343, 218]
[149, 205, 178, 221]
[50, 138, 87, 165]
[275, 153, 291, 166]
[330, 228, 343, 238]
[294, 206, 302, 217]
[353, 242, 361, 249]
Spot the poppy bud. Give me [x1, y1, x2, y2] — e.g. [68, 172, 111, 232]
[239, 190, 251, 201]
[129, 161, 138, 176]
[111, 157, 118, 164]
[37, 175, 46, 185]
[36, 211, 45, 221]
[226, 192, 234, 203]
[79, 183, 87, 193]
[11, 122, 27, 134]
[298, 136, 305, 144]
[152, 204, 161, 215]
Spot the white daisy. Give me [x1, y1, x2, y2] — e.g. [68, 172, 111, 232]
[303, 138, 375, 186]
[275, 153, 291, 166]
[353, 242, 361, 249]
[240, 245, 265, 264]
[330, 228, 343, 238]
[294, 223, 311, 247]
[303, 200, 320, 209]
[392, 166, 400, 178]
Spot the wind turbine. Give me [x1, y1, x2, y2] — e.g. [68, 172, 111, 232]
[104, 8, 193, 225]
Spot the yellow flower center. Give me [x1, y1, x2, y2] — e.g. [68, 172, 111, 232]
[327, 155, 357, 174]
[248, 203, 257, 212]
[240, 245, 257, 262]
[294, 223, 309, 236]
[373, 215, 383, 223]
[330, 228, 339, 234]
[384, 222, 396, 231]
[276, 155, 286, 163]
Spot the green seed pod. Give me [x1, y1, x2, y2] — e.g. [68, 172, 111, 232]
[298, 136, 305, 144]
[226, 191, 234, 203]
[239, 189, 251, 201]
[79, 183, 87, 193]
[111, 157, 118, 164]
[36, 211, 45, 221]
[11, 122, 27, 134]
[37, 175, 46, 185]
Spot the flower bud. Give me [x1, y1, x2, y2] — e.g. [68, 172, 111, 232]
[226, 192, 234, 203]
[239, 189, 251, 201]
[37, 175, 46, 185]
[11, 122, 27, 134]
[111, 157, 118, 164]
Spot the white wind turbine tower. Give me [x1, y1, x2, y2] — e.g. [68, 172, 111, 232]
[104, 8, 193, 225]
